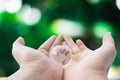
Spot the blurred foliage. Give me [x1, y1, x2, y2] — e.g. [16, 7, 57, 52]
[0, 0, 120, 77]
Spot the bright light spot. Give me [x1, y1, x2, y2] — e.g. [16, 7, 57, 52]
[0, 0, 5, 13]
[87, 0, 100, 5]
[108, 67, 120, 79]
[0, 77, 6, 80]
[108, 67, 117, 79]
[93, 22, 113, 38]
[51, 19, 85, 37]
[17, 5, 41, 26]
[116, 0, 120, 10]
[5, 0, 22, 13]
[0, 0, 22, 13]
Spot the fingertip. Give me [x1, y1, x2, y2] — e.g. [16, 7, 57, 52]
[104, 32, 111, 37]
[76, 39, 84, 46]
[51, 35, 63, 47]
[17, 37, 24, 45]
[103, 32, 110, 40]
[39, 35, 57, 51]
[51, 35, 57, 38]
[49, 35, 57, 42]
[63, 35, 73, 45]
[13, 37, 24, 47]
[107, 32, 111, 35]
[64, 35, 71, 40]
[57, 35, 63, 40]
[103, 32, 114, 45]
[76, 39, 81, 43]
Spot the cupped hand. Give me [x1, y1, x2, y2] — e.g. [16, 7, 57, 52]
[8, 36, 63, 80]
[63, 32, 116, 80]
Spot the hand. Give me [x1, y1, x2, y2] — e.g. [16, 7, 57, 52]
[63, 32, 116, 80]
[7, 36, 63, 80]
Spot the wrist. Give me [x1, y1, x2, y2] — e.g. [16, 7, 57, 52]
[64, 69, 108, 80]
[7, 68, 33, 80]
[79, 70, 108, 80]
[7, 66, 46, 80]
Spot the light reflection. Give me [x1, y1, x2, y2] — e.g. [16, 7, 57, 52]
[93, 21, 113, 38]
[116, 0, 120, 10]
[108, 66, 120, 79]
[17, 5, 41, 26]
[0, 0, 5, 13]
[51, 19, 85, 37]
[0, 0, 22, 13]
[5, 0, 22, 13]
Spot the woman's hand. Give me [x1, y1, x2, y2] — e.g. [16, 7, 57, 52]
[7, 36, 63, 80]
[63, 32, 116, 80]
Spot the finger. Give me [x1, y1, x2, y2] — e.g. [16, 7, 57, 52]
[96, 32, 116, 63]
[12, 37, 25, 65]
[102, 32, 115, 46]
[51, 35, 63, 48]
[76, 39, 88, 51]
[62, 41, 68, 47]
[39, 35, 56, 51]
[13, 37, 25, 48]
[62, 41, 73, 54]
[64, 35, 80, 54]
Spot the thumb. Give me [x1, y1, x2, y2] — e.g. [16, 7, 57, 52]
[13, 37, 24, 48]
[101, 32, 116, 71]
[12, 37, 25, 65]
[102, 32, 115, 46]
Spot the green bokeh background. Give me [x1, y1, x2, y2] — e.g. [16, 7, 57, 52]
[0, 0, 120, 77]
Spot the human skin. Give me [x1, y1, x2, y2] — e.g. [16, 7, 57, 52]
[6, 35, 63, 80]
[6, 32, 116, 80]
[63, 32, 116, 80]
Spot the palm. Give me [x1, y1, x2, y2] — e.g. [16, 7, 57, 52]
[63, 33, 116, 80]
[12, 36, 63, 80]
